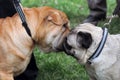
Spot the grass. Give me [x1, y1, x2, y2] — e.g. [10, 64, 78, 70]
[21, 0, 120, 80]
[34, 48, 88, 80]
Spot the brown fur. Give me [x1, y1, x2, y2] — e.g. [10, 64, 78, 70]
[0, 6, 70, 80]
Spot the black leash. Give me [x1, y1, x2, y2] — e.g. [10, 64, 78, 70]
[13, 0, 32, 37]
[113, 0, 120, 16]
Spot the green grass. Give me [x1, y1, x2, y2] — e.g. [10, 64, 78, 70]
[21, 0, 120, 80]
[34, 48, 88, 80]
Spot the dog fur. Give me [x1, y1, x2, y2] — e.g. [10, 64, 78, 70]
[64, 23, 120, 80]
[0, 6, 70, 80]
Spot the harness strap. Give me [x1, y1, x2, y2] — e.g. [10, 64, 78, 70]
[13, 0, 32, 37]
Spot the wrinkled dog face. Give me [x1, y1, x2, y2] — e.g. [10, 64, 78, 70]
[36, 7, 70, 52]
[63, 24, 94, 64]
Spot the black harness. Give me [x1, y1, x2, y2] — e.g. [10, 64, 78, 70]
[13, 0, 32, 37]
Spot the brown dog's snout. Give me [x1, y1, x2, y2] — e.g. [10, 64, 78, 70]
[63, 37, 72, 55]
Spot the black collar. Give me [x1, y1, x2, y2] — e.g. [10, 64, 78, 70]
[87, 27, 108, 64]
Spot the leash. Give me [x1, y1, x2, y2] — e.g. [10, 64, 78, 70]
[87, 2, 120, 64]
[103, 15, 116, 27]
[87, 15, 113, 64]
[103, 1, 120, 27]
[13, 0, 32, 37]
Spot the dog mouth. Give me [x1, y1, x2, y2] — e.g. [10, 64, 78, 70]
[54, 44, 64, 52]
[63, 37, 72, 54]
[53, 28, 69, 52]
[52, 37, 67, 52]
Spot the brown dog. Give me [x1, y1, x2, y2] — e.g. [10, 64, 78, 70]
[0, 6, 70, 80]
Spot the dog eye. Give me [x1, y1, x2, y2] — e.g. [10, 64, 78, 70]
[61, 23, 67, 32]
[63, 23, 66, 27]
[63, 23, 68, 28]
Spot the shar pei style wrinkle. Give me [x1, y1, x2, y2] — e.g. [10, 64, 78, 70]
[0, 6, 70, 80]
[63, 23, 120, 80]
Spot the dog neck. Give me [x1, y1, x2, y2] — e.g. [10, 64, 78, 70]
[23, 8, 43, 43]
[87, 28, 108, 64]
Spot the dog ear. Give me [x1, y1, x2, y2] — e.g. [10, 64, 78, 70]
[47, 12, 62, 25]
[77, 32, 92, 49]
